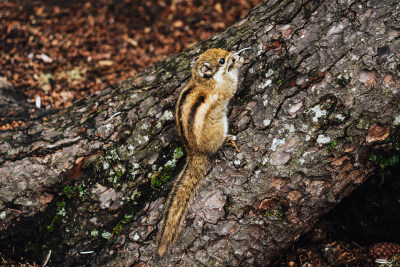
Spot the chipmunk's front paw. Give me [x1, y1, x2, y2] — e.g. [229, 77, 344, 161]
[224, 135, 240, 153]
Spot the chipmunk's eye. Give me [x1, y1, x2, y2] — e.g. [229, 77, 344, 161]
[219, 58, 225, 64]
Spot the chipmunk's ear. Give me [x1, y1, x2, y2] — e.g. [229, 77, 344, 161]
[198, 62, 212, 78]
[190, 56, 198, 68]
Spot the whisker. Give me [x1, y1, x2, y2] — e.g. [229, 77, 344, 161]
[235, 47, 251, 55]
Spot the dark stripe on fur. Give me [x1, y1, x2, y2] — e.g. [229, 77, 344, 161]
[176, 87, 192, 147]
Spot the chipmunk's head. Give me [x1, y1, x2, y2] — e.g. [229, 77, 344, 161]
[193, 48, 243, 81]
[191, 48, 250, 97]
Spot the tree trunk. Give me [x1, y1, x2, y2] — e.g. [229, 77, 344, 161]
[1, 0, 400, 265]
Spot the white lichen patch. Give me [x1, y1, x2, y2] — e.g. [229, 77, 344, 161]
[263, 119, 271, 127]
[143, 136, 149, 142]
[317, 135, 331, 144]
[132, 163, 140, 169]
[263, 99, 269, 107]
[96, 123, 114, 139]
[164, 160, 176, 168]
[90, 230, 99, 237]
[157, 147, 185, 171]
[286, 124, 295, 133]
[262, 154, 269, 165]
[140, 123, 149, 130]
[340, 71, 350, 80]
[271, 138, 286, 151]
[132, 232, 140, 241]
[106, 149, 120, 161]
[311, 105, 327, 122]
[259, 79, 272, 89]
[0, 211, 6, 220]
[102, 231, 112, 239]
[335, 113, 345, 121]
[394, 115, 400, 126]
[278, 124, 295, 135]
[161, 110, 174, 121]
[128, 144, 134, 152]
[300, 124, 309, 132]
[234, 152, 245, 166]
[103, 161, 110, 170]
[265, 69, 274, 78]
[130, 167, 141, 177]
[105, 123, 113, 131]
[257, 42, 264, 56]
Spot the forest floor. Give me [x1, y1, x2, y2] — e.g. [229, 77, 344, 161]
[1, 0, 399, 266]
[1, 0, 260, 109]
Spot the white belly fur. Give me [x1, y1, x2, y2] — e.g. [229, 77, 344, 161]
[222, 114, 228, 139]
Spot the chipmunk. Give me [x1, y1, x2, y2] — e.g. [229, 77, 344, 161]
[157, 47, 249, 257]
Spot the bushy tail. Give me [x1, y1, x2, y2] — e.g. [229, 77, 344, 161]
[157, 154, 208, 257]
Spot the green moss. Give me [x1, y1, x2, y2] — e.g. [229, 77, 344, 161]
[82, 154, 104, 173]
[101, 231, 112, 240]
[106, 148, 120, 161]
[110, 164, 126, 188]
[369, 153, 399, 168]
[112, 214, 134, 235]
[115, 169, 123, 180]
[264, 205, 284, 220]
[356, 118, 369, 130]
[369, 153, 377, 163]
[130, 188, 141, 202]
[369, 152, 400, 185]
[150, 146, 184, 188]
[90, 230, 99, 237]
[173, 146, 184, 159]
[62, 185, 73, 199]
[46, 201, 67, 232]
[78, 185, 85, 198]
[150, 165, 174, 188]
[335, 73, 351, 87]
[328, 140, 337, 152]
[380, 154, 399, 168]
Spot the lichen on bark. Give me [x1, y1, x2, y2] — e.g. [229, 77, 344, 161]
[1, 0, 400, 266]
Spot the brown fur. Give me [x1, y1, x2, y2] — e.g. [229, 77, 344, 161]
[157, 48, 242, 257]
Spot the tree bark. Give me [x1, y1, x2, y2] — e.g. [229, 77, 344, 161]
[1, 0, 400, 265]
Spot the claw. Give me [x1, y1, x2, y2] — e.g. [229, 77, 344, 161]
[224, 135, 241, 153]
